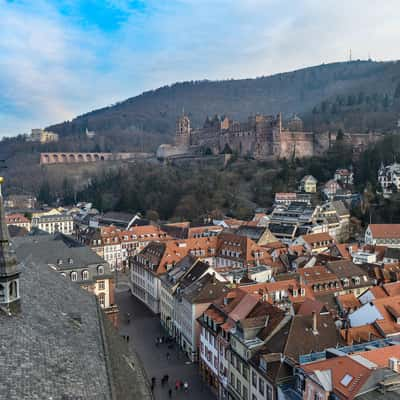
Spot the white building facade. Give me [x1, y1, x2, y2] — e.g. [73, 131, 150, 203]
[31, 214, 73, 235]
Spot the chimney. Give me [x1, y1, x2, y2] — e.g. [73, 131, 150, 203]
[312, 311, 318, 335]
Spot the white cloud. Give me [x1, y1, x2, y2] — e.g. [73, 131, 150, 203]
[0, 0, 400, 137]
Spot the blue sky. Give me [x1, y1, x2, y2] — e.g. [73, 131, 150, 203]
[1, 0, 400, 137]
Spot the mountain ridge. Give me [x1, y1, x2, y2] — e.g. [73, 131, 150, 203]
[47, 60, 400, 141]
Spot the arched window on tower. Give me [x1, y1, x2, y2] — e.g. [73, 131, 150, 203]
[0, 283, 4, 302]
[98, 293, 105, 308]
[8, 281, 18, 299]
[71, 272, 78, 282]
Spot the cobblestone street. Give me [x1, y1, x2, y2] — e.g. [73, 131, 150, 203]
[116, 286, 215, 400]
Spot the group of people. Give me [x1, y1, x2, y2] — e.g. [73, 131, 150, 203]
[152, 335, 190, 397]
[151, 376, 190, 397]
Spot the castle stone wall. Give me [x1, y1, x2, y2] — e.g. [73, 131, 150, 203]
[156, 114, 384, 160]
[40, 152, 149, 165]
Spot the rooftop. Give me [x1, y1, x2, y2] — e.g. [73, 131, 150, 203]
[0, 249, 151, 399]
[368, 224, 400, 239]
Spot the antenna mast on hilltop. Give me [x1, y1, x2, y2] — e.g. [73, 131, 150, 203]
[349, 49, 352, 62]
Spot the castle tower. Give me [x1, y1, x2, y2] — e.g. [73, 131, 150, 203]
[0, 177, 21, 315]
[272, 113, 283, 156]
[175, 113, 191, 149]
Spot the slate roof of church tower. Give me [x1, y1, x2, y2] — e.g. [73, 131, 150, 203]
[0, 187, 19, 278]
[0, 248, 152, 399]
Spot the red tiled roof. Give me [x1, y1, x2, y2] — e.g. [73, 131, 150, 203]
[228, 293, 259, 321]
[5, 213, 30, 224]
[334, 243, 358, 259]
[369, 286, 388, 299]
[296, 298, 326, 316]
[301, 232, 335, 245]
[341, 325, 383, 345]
[337, 293, 360, 310]
[303, 356, 371, 400]
[383, 281, 400, 296]
[368, 224, 400, 239]
[356, 344, 400, 367]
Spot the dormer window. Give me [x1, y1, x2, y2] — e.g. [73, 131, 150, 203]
[82, 270, 89, 280]
[68, 258, 73, 265]
[71, 272, 78, 281]
[98, 265, 104, 275]
[57, 259, 63, 265]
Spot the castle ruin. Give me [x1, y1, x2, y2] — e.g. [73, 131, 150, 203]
[157, 113, 383, 160]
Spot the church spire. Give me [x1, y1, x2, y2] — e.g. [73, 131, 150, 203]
[0, 177, 21, 315]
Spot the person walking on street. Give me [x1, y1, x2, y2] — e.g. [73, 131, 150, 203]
[168, 388, 172, 398]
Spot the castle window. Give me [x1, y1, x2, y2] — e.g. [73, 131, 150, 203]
[71, 272, 78, 281]
[99, 293, 105, 307]
[82, 270, 89, 280]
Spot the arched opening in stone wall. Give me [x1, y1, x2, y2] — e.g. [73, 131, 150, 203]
[77, 154, 84, 163]
[86, 154, 93, 162]
[53, 154, 59, 163]
[69, 154, 76, 163]
[61, 154, 67, 163]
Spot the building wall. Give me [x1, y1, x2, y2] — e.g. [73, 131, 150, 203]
[130, 261, 161, 313]
[31, 216, 73, 235]
[228, 345, 251, 400]
[304, 378, 329, 400]
[250, 366, 275, 400]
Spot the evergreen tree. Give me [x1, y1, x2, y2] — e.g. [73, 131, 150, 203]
[38, 181, 52, 204]
[61, 178, 75, 205]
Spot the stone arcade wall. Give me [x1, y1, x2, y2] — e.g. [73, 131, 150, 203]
[40, 152, 151, 165]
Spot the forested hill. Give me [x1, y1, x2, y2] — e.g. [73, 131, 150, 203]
[47, 60, 400, 140]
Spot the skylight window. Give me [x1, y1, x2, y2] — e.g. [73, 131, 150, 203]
[340, 374, 353, 387]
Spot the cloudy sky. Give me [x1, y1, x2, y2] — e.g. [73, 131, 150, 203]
[1, 0, 400, 137]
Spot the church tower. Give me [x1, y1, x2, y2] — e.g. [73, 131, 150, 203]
[175, 113, 191, 149]
[0, 177, 21, 315]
